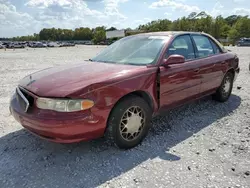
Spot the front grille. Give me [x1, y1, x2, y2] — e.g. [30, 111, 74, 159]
[16, 87, 34, 112]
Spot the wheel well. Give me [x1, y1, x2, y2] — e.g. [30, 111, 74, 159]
[227, 68, 235, 78]
[117, 91, 154, 111]
[104, 91, 154, 134]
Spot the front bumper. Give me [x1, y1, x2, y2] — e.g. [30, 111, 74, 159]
[9, 94, 106, 143]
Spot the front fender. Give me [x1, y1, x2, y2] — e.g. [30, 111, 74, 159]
[70, 70, 159, 127]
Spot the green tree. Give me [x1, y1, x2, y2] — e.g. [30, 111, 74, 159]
[106, 27, 117, 31]
[93, 28, 106, 44]
[212, 15, 230, 39]
[39, 28, 55, 40]
[194, 16, 213, 34]
[228, 16, 250, 43]
[235, 16, 250, 37]
[63, 29, 74, 40]
[137, 19, 171, 31]
[7, 13, 250, 44]
[74, 27, 93, 40]
[225, 15, 242, 26]
[228, 28, 239, 43]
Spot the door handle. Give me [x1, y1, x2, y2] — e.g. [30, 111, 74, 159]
[221, 61, 226, 65]
[194, 68, 200, 73]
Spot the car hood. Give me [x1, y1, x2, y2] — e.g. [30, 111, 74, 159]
[18, 61, 146, 97]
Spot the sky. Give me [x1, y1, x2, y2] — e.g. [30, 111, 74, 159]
[0, 0, 250, 37]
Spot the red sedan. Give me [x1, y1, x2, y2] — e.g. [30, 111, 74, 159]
[10, 32, 240, 149]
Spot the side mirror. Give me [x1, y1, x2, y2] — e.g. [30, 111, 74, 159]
[162, 54, 185, 66]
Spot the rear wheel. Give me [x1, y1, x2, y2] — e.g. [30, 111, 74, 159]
[106, 95, 152, 149]
[213, 72, 234, 102]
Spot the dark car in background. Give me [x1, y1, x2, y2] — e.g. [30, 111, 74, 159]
[236, 38, 250, 46]
[7, 42, 25, 48]
[10, 31, 240, 149]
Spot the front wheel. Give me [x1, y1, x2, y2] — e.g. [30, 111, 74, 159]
[106, 95, 152, 149]
[213, 72, 234, 102]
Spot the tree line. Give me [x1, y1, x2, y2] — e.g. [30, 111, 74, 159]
[3, 12, 250, 44]
[137, 12, 250, 44]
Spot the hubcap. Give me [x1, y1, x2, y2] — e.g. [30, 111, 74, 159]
[119, 106, 145, 141]
[222, 76, 231, 96]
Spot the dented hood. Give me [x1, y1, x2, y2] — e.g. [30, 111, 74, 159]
[18, 61, 142, 97]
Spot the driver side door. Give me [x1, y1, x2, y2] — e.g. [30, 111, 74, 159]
[159, 34, 202, 110]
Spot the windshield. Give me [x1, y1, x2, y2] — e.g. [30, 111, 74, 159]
[91, 35, 170, 65]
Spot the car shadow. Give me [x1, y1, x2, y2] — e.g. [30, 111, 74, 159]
[0, 94, 241, 188]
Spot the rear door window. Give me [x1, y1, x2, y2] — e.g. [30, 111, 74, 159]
[209, 39, 221, 54]
[192, 35, 214, 58]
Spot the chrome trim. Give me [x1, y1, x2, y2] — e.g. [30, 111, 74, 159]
[16, 87, 30, 112]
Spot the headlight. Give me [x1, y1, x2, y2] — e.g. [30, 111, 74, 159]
[36, 98, 94, 112]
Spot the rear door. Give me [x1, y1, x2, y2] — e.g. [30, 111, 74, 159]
[159, 34, 202, 109]
[191, 34, 225, 94]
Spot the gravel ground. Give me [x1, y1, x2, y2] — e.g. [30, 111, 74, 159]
[0, 46, 249, 188]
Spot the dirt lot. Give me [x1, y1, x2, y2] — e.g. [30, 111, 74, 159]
[0, 46, 249, 188]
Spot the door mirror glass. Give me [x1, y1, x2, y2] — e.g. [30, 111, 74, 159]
[162, 54, 185, 66]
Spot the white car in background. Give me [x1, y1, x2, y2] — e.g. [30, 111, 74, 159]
[47, 42, 60, 47]
[33, 42, 47, 48]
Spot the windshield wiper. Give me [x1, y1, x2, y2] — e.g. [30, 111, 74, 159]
[125, 63, 146, 66]
[95, 60, 117, 64]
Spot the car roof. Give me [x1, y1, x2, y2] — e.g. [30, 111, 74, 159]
[134, 31, 205, 37]
[130, 31, 227, 52]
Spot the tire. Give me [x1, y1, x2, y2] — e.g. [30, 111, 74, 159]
[213, 72, 234, 102]
[106, 95, 152, 149]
